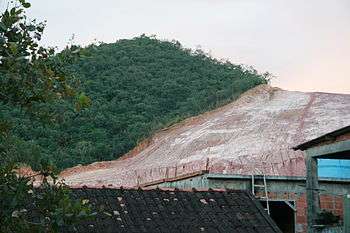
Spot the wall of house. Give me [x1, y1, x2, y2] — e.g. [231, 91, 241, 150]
[255, 192, 344, 233]
[337, 132, 350, 142]
[244, 191, 343, 233]
[156, 174, 350, 233]
[315, 131, 350, 148]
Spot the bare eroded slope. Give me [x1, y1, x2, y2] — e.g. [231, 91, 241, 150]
[61, 85, 350, 187]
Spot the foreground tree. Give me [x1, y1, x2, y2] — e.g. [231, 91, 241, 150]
[0, 0, 75, 107]
[0, 164, 94, 233]
[0, 1, 93, 232]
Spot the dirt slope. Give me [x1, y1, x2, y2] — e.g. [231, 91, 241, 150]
[61, 85, 350, 187]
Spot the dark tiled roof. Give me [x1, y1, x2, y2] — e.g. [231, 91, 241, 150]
[63, 187, 281, 233]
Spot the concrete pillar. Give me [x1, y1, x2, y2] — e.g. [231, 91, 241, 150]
[345, 194, 350, 233]
[305, 155, 320, 233]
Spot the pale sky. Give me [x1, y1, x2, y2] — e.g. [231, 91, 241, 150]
[2, 0, 350, 93]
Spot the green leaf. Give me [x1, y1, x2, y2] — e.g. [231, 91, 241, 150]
[19, 23, 26, 30]
[9, 42, 18, 54]
[27, 25, 36, 31]
[0, 22, 7, 31]
[0, 36, 5, 44]
[10, 7, 17, 15]
[75, 93, 91, 111]
[23, 2, 31, 8]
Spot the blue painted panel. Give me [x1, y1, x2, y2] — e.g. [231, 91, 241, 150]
[318, 159, 350, 179]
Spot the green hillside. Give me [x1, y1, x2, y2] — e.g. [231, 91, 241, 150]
[1, 36, 269, 170]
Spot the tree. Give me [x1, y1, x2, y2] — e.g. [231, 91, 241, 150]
[0, 0, 74, 107]
[0, 1, 93, 232]
[0, 164, 94, 233]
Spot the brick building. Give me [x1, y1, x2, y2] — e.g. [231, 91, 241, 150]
[294, 125, 350, 232]
[140, 125, 350, 233]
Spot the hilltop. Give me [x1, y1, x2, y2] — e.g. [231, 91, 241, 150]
[1, 36, 268, 170]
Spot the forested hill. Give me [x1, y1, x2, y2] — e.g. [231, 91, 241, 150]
[2, 36, 269, 170]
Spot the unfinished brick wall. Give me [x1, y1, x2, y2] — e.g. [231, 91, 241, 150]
[296, 194, 307, 233]
[313, 131, 350, 148]
[337, 132, 350, 142]
[254, 192, 344, 233]
[319, 195, 344, 219]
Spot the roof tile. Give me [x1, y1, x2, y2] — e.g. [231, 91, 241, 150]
[57, 188, 282, 233]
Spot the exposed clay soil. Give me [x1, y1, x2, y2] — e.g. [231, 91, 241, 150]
[60, 85, 350, 188]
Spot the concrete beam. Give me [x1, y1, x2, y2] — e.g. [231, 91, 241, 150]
[206, 173, 350, 183]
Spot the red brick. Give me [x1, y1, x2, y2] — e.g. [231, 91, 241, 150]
[298, 194, 306, 202]
[337, 133, 350, 141]
[334, 209, 343, 216]
[268, 192, 277, 199]
[296, 208, 306, 217]
[296, 215, 307, 224]
[320, 195, 333, 202]
[277, 192, 289, 199]
[334, 196, 343, 203]
[321, 201, 334, 210]
[297, 197, 307, 208]
[335, 202, 343, 209]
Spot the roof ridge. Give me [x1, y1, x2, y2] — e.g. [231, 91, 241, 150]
[71, 185, 244, 193]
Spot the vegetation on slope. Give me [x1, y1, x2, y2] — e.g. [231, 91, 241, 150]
[1, 35, 270, 170]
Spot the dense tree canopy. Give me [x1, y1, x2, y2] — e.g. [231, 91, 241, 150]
[1, 35, 270, 170]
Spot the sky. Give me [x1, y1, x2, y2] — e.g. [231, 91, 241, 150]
[2, 0, 350, 94]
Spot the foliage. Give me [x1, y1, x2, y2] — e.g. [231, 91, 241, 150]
[0, 0, 74, 109]
[0, 163, 94, 233]
[316, 210, 340, 225]
[0, 1, 94, 232]
[2, 35, 270, 170]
